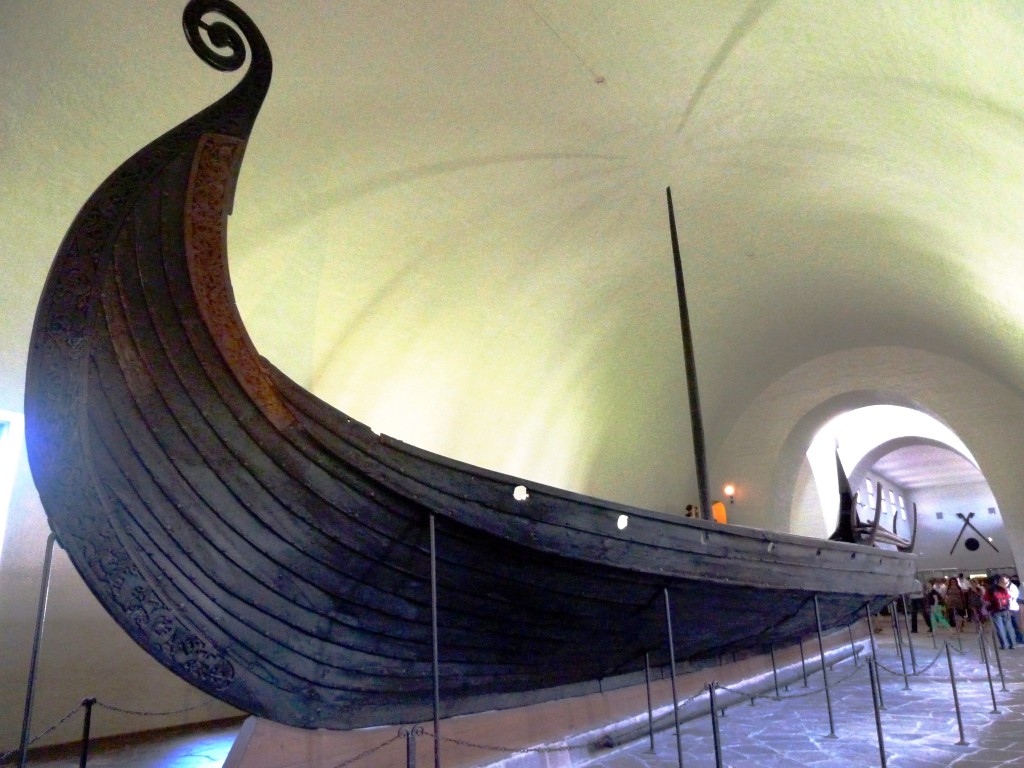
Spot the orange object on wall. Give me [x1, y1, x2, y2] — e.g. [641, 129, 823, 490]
[711, 501, 728, 524]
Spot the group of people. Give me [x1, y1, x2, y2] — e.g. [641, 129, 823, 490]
[914, 573, 1024, 650]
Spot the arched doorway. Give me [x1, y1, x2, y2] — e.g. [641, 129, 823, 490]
[800, 405, 1016, 576]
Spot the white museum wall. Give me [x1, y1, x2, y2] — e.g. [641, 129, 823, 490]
[912, 481, 1014, 576]
[0, 435, 242, 752]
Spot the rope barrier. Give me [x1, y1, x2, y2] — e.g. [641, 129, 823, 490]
[0, 695, 220, 765]
[870, 640, 1024, 684]
[3, 688, 719, 767]
[714, 658, 864, 704]
[672, 688, 709, 709]
[93, 698, 218, 717]
[8, 634, 1020, 767]
[416, 684, 717, 760]
[432, 731, 584, 755]
[0, 702, 84, 764]
[872, 644, 947, 677]
[327, 732, 404, 768]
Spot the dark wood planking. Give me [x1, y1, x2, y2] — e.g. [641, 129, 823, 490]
[23, 0, 918, 731]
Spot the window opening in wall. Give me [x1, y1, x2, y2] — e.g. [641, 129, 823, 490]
[898, 494, 907, 520]
[865, 478, 874, 510]
[0, 410, 24, 563]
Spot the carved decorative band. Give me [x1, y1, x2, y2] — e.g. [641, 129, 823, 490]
[185, 134, 296, 429]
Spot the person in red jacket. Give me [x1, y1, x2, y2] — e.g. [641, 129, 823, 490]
[988, 575, 1016, 650]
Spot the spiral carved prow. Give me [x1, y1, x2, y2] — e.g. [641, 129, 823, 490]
[183, 0, 269, 72]
[176, 0, 273, 155]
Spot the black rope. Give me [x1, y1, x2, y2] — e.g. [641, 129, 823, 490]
[0, 702, 84, 763]
[426, 687, 714, 758]
[0, 695, 220, 764]
[872, 645, 947, 677]
[431, 731, 584, 754]
[92, 698, 218, 717]
[714, 660, 864, 704]
[327, 731, 404, 768]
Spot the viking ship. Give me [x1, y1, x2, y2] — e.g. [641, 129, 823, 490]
[24, 0, 917, 731]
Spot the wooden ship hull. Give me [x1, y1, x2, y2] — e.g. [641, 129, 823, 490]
[24, 0, 917, 731]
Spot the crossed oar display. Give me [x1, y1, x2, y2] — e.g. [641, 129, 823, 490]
[948, 511, 999, 555]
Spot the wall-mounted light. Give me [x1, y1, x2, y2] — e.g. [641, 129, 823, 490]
[513, 485, 529, 501]
[616, 514, 629, 530]
[723, 484, 735, 504]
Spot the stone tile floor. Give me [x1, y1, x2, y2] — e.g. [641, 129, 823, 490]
[583, 624, 1024, 767]
[10, 622, 1024, 767]
[4, 720, 241, 768]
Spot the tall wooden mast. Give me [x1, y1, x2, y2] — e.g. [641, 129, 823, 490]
[666, 187, 712, 520]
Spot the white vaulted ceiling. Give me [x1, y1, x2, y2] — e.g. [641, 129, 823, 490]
[872, 444, 985, 491]
[4, 0, 1024, 520]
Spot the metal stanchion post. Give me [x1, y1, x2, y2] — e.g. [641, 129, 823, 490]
[664, 588, 685, 768]
[954, 608, 963, 652]
[976, 621, 1000, 714]
[769, 644, 780, 698]
[890, 605, 909, 690]
[987, 624, 1008, 692]
[428, 515, 442, 768]
[405, 727, 418, 768]
[708, 683, 723, 768]
[900, 595, 917, 673]
[19, 533, 57, 768]
[644, 652, 655, 752]
[864, 603, 880, 667]
[798, 637, 808, 687]
[847, 624, 860, 667]
[867, 658, 887, 768]
[812, 595, 837, 738]
[871, 655, 886, 710]
[78, 697, 96, 768]
[944, 644, 969, 747]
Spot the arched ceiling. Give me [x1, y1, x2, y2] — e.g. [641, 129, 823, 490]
[871, 443, 985, 490]
[4, 1, 1024, 515]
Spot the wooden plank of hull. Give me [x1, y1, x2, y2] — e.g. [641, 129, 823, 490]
[278, 374, 914, 593]
[24, 0, 918, 731]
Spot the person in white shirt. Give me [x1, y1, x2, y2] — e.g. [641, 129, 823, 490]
[1010, 577, 1024, 645]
